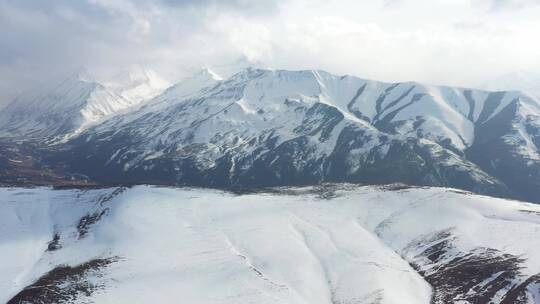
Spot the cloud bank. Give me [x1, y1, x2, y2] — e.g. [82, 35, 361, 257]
[1, 0, 540, 103]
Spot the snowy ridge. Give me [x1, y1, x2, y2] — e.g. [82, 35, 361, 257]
[104, 67, 170, 104]
[147, 68, 222, 110]
[1, 67, 540, 201]
[0, 69, 168, 143]
[53, 67, 540, 202]
[2, 185, 540, 303]
[86, 68, 540, 153]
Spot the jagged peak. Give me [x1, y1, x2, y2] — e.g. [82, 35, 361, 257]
[197, 67, 223, 81]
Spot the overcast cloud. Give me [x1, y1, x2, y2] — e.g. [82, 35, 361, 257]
[1, 0, 540, 104]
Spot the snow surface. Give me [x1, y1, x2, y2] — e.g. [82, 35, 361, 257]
[103, 66, 170, 104]
[2, 185, 540, 303]
[0, 68, 169, 142]
[3, 66, 540, 156]
[83, 68, 540, 167]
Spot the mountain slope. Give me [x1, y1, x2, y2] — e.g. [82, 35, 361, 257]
[2, 185, 540, 303]
[0, 70, 167, 143]
[58, 68, 540, 201]
[103, 66, 170, 104]
[468, 97, 540, 202]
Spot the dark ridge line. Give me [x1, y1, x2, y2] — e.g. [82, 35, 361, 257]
[189, 102, 236, 128]
[379, 85, 416, 117]
[373, 84, 416, 124]
[463, 89, 476, 122]
[375, 93, 425, 129]
[476, 92, 506, 125]
[375, 83, 400, 118]
[346, 83, 367, 114]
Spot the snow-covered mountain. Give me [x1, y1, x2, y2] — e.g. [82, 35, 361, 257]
[1, 66, 539, 201]
[103, 66, 170, 104]
[0, 69, 168, 143]
[57, 68, 540, 202]
[152, 67, 222, 104]
[3, 184, 540, 303]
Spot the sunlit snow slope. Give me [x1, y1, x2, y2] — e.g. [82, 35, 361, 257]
[61, 68, 540, 202]
[0, 69, 167, 143]
[3, 185, 540, 303]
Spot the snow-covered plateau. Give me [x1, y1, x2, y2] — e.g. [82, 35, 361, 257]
[2, 184, 540, 303]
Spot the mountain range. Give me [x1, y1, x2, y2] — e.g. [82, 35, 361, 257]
[1, 66, 539, 202]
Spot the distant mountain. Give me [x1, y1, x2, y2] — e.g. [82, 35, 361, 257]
[3, 185, 540, 303]
[103, 66, 170, 104]
[482, 71, 540, 99]
[153, 68, 222, 103]
[0, 68, 168, 143]
[2, 67, 540, 202]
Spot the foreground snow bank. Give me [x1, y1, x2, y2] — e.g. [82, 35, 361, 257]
[1, 185, 540, 303]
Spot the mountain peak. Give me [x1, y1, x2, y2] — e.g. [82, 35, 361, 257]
[198, 67, 223, 81]
[203, 57, 269, 80]
[60, 67, 96, 84]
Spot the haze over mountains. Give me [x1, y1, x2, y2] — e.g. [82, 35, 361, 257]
[0, 64, 539, 202]
[482, 71, 540, 100]
[0, 67, 168, 142]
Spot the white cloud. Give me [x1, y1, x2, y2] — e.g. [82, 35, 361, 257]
[484, 0, 540, 10]
[1, 0, 540, 105]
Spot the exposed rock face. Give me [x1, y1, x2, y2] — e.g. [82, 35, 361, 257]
[404, 229, 540, 303]
[7, 258, 118, 304]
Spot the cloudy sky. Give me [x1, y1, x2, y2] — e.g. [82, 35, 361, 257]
[1, 0, 540, 103]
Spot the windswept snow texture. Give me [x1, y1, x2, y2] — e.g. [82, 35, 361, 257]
[2, 185, 540, 304]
